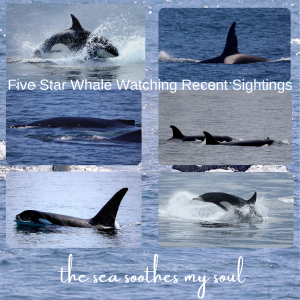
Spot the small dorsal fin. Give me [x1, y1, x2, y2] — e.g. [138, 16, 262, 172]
[221, 22, 239, 57]
[170, 125, 184, 139]
[203, 131, 219, 145]
[70, 14, 83, 30]
[247, 192, 257, 205]
[91, 188, 128, 227]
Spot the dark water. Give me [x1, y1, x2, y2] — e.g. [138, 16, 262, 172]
[159, 8, 291, 82]
[6, 89, 141, 165]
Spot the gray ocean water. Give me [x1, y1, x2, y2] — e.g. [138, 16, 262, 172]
[159, 172, 294, 248]
[0, 0, 299, 299]
[159, 90, 292, 165]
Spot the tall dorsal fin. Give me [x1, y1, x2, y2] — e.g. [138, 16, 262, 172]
[247, 192, 257, 205]
[221, 22, 239, 57]
[70, 14, 83, 30]
[170, 125, 184, 139]
[203, 131, 219, 145]
[90, 188, 128, 227]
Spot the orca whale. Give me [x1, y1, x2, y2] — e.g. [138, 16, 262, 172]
[198, 22, 270, 64]
[193, 191, 257, 213]
[15, 188, 128, 229]
[168, 125, 232, 142]
[111, 129, 141, 143]
[34, 14, 119, 60]
[203, 131, 274, 147]
[12, 117, 135, 128]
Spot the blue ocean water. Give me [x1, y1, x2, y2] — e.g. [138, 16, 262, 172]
[6, 89, 141, 165]
[0, 1, 299, 300]
[159, 8, 291, 82]
[6, 4, 145, 82]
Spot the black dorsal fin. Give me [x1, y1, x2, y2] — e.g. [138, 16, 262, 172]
[70, 14, 83, 30]
[91, 188, 128, 227]
[247, 192, 257, 205]
[203, 131, 219, 145]
[170, 125, 184, 139]
[221, 22, 239, 57]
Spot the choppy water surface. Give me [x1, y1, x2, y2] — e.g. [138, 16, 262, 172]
[6, 89, 141, 165]
[0, 0, 299, 299]
[6, 4, 145, 82]
[159, 8, 290, 82]
[159, 172, 294, 248]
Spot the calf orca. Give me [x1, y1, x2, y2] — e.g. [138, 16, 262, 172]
[34, 14, 119, 60]
[15, 188, 128, 229]
[168, 125, 232, 142]
[198, 22, 270, 64]
[111, 129, 141, 143]
[12, 117, 135, 128]
[193, 191, 257, 214]
[203, 131, 274, 147]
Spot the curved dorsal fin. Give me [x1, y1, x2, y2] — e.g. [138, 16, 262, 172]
[70, 14, 83, 31]
[247, 192, 257, 205]
[170, 125, 184, 139]
[221, 22, 239, 57]
[91, 188, 128, 227]
[203, 131, 219, 145]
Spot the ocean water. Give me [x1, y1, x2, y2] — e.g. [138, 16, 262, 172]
[0, 0, 299, 300]
[159, 90, 292, 165]
[159, 8, 291, 82]
[6, 172, 141, 248]
[6, 4, 145, 82]
[159, 172, 294, 248]
[6, 89, 141, 165]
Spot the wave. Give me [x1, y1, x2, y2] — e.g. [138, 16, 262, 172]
[158, 51, 200, 63]
[0, 140, 6, 160]
[10, 35, 145, 68]
[159, 191, 267, 223]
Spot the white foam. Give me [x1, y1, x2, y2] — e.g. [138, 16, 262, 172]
[158, 51, 200, 63]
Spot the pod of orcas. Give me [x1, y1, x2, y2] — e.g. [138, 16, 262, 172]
[168, 125, 232, 142]
[203, 131, 274, 147]
[167, 126, 274, 147]
[193, 191, 259, 217]
[15, 188, 128, 229]
[198, 22, 270, 64]
[34, 14, 119, 60]
[12, 116, 135, 128]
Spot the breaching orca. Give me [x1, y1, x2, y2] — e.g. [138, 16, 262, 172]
[34, 14, 119, 60]
[15, 188, 128, 229]
[198, 22, 270, 64]
[203, 131, 274, 147]
[111, 129, 141, 143]
[12, 117, 135, 128]
[193, 191, 257, 214]
[168, 125, 232, 142]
